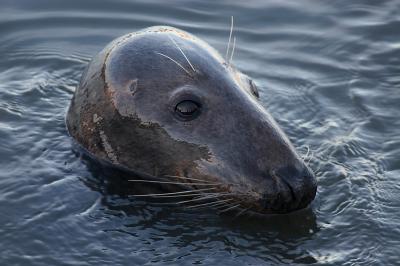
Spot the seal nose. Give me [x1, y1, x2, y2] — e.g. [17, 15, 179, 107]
[264, 165, 317, 213]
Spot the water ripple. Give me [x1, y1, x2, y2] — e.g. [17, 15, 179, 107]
[0, 0, 399, 265]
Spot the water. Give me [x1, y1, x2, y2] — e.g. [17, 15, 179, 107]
[1, 0, 399, 265]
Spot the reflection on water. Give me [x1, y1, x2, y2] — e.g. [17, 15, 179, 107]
[0, 0, 399, 265]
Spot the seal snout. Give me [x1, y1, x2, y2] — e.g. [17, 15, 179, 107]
[264, 165, 317, 213]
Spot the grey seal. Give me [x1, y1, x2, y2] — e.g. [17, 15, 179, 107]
[66, 26, 317, 214]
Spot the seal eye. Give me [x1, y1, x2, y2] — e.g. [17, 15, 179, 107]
[175, 100, 200, 119]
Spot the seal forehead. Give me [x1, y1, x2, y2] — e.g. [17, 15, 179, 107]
[140, 26, 196, 40]
[103, 27, 230, 119]
[105, 27, 225, 85]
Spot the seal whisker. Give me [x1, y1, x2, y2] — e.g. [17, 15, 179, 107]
[313, 162, 323, 175]
[225, 16, 234, 62]
[185, 198, 233, 209]
[162, 175, 218, 184]
[168, 35, 196, 72]
[245, 207, 258, 218]
[142, 192, 228, 199]
[218, 203, 241, 214]
[306, 149, 314, 164]
[127, 179, 221, 186]
[209, 200, 237, 209]
[207, 202, 236, 210]
[303, 145, 310, 160]
[128, 188, 217, 197]
[233, 206, 251, 218]
[214, 202, 236, 210]
[229, 36, 236, 65]
[130, 192, 222, 199]
[173, 194, 225, 205]
[155, 52, 191, 75]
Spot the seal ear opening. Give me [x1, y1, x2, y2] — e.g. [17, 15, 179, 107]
[236, 72, 260, 99]
[248, 79, 260, 98]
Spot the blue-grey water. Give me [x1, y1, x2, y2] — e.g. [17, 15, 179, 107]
[1, 0, 399, 265]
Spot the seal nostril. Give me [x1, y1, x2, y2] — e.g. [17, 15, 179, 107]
[268, 165, 317, 212]
[279, 177, 297, 206]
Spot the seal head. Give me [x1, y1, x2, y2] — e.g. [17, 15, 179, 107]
[67, 26, 317, 214]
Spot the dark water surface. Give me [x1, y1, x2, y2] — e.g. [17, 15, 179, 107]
[1, 0, 399, 265]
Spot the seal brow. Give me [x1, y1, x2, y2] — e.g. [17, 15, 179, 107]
[168, 35, 196, 72]
[155, 52, 191, 75]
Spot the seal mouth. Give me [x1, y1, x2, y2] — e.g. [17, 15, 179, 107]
[122, 169, 317, 215]
[84, 151, 317, 216]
